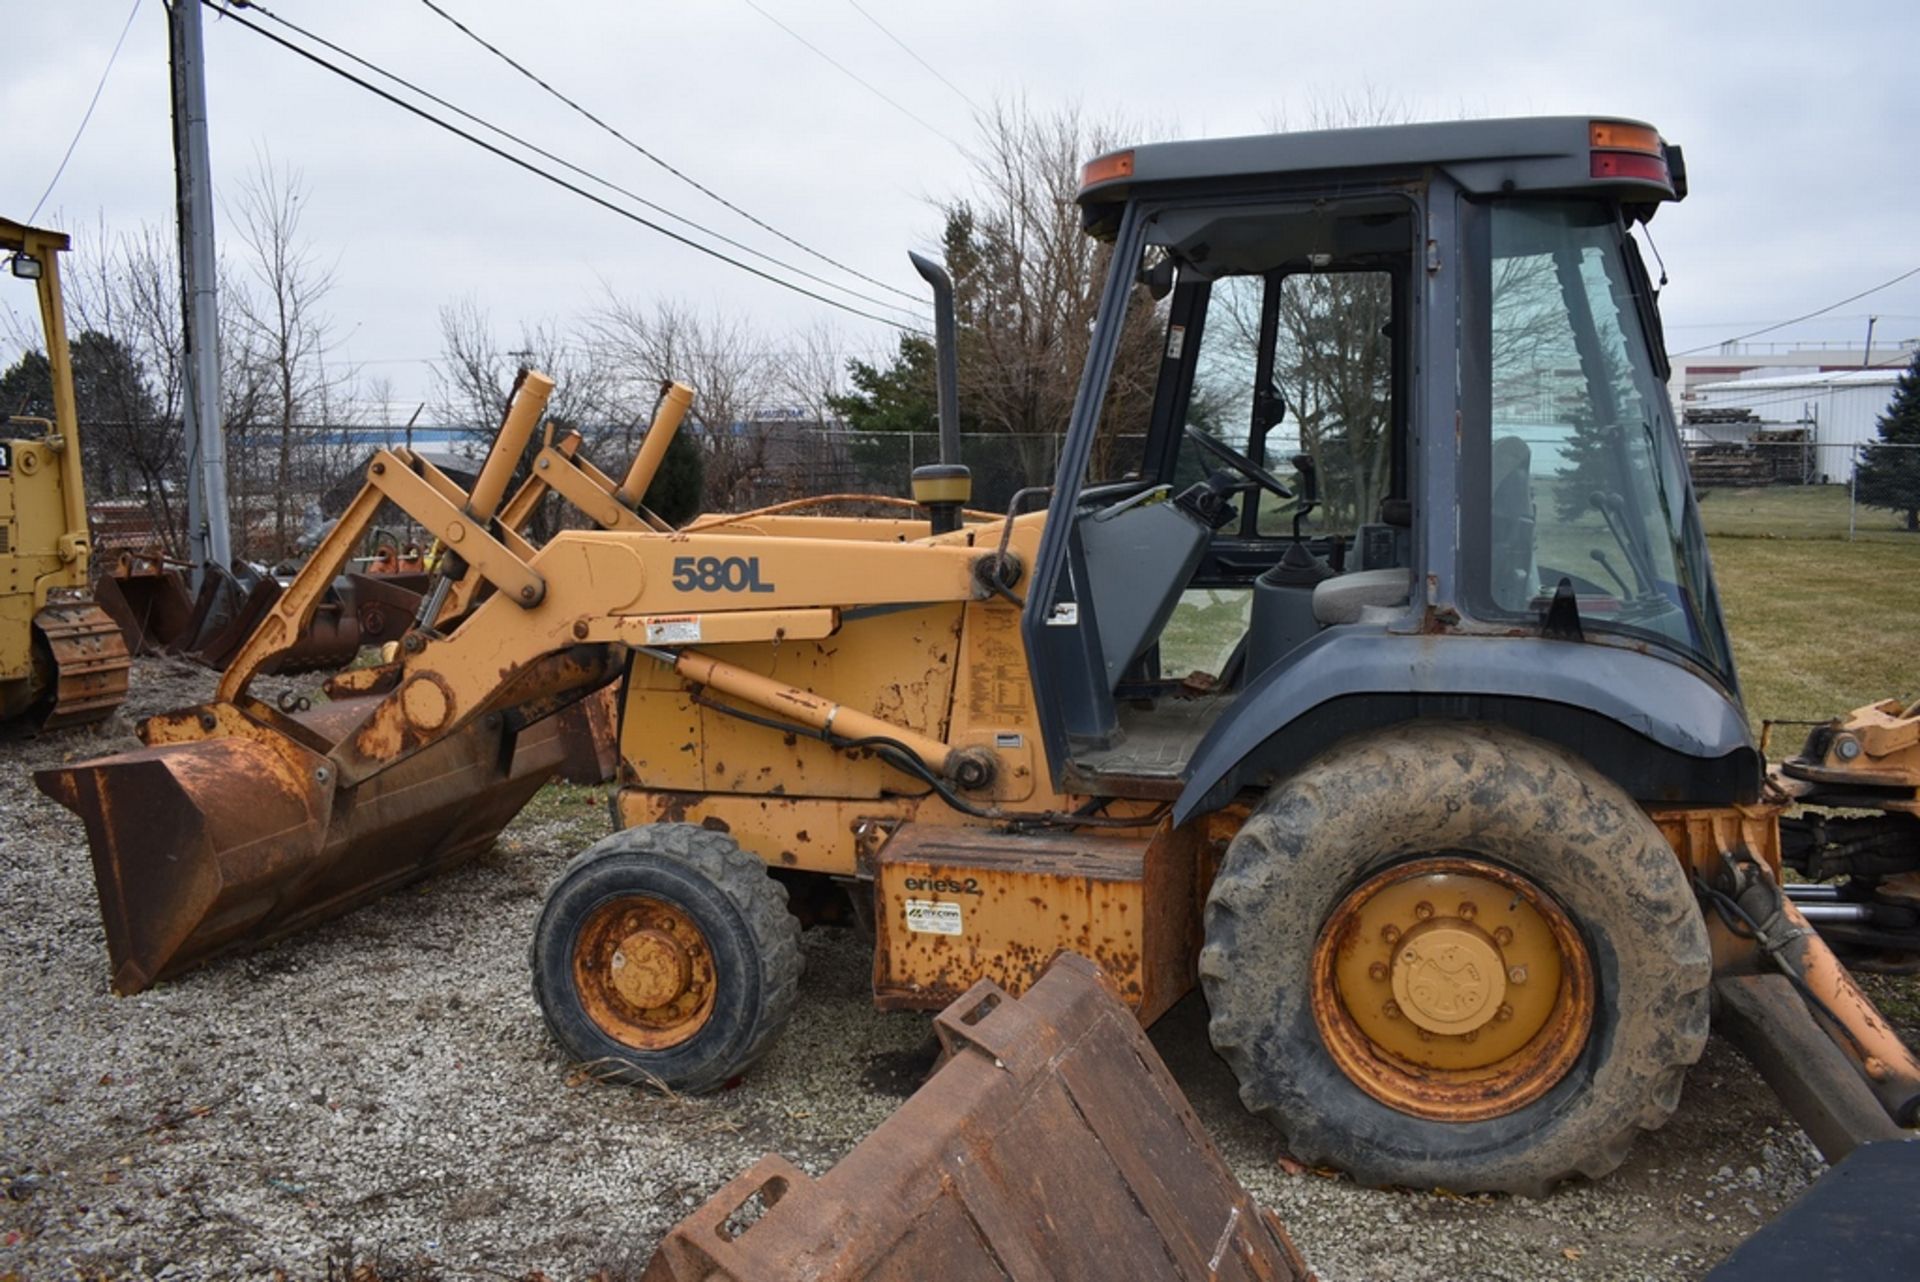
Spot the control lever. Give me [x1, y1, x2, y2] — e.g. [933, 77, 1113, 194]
[1289, 452, 1320, 541]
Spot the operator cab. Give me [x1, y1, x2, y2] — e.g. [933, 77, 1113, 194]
[1020, 117, 1739, 801]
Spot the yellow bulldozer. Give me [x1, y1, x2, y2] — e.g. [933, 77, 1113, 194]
[35, 117, 1920, 1197]
[1, 218, 130, 729]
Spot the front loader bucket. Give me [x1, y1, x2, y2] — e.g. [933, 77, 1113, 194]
[35, 697, 572, 993]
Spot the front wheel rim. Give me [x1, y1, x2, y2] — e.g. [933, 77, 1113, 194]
[1310, 855, 1595, 1122]
[572, 894, 719, 1051]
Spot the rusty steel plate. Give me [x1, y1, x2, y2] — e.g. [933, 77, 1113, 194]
[638, 952, 1308, 1282]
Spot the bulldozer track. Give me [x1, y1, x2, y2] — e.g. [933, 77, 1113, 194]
[34, 602, 131, 730]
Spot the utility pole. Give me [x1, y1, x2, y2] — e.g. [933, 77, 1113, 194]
[169, 0, 231, 585]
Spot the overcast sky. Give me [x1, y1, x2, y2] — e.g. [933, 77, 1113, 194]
[5, 0, 1916, 418]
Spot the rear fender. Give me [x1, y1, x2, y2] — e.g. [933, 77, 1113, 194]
[1172, 627, 1760, 823]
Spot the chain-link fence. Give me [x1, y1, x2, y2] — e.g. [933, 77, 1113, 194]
[82, 420, 1919, 563]
[1684, 439, 1920, 541]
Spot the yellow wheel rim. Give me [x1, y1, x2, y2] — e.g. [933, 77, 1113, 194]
[574, 895, 718, 1051]
[1311, 856, 1595, 1122]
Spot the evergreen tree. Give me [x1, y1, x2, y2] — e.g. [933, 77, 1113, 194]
[642, 426, 706, 526]
[0, 349, 54, 419]
[1855, 350, 1920, 531]
[826, 332, 942, 435]
[0, 332, 158, 427]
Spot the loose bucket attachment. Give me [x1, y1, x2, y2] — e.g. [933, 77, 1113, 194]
[36, 694, 578, 993]
[176, 570, 427, 674]
[639, 953, 1309, 1282]
[93, 552, 196, 655]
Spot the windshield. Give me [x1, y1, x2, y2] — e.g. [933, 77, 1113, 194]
[1181, 269, 1395, 538]
[1481, 200, 1734, 681]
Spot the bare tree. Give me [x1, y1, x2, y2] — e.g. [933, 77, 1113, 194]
[432, 298, 610, 436]
[56, 220, 194, 553]
[593, 298, 774, 510]
[942, 101, 1164, 486]
[226, 154, 358, 559]
[772, 320, 847, 429]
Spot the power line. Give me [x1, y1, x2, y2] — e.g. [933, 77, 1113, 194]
[28, 0, 145, 223]
[239, 2, 921, 322]
[207, 3, 924, 333]
[739, 0, 966, 152]
[411, 0, 922, 304]
[845, 1, 983, 115]
[1670, 266, 1920, 357]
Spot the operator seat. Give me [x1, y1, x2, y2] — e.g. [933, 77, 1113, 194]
[1311, 567, 1413, 625]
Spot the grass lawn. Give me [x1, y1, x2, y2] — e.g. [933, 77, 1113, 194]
[1710, 535, 1919, 745]
[1695, 483, 1914, 543]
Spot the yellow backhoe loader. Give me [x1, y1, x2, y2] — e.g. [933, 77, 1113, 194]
[36, 118, 1920, 1196]
[1, 219, 130, 729]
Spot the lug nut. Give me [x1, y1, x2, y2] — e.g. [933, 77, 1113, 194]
[1368, 961, 1388, 982]
[1458, 901, 1478, 920]
[1494, 926, 1514, 946]
[1508, 965, 1528, 985]
[1416, 1028, 1433, 1042]
[1462, 1030, 1479, 1044]
[1414, 901, 1434, 920]
[1380, 924, 1401, 944]
[1382, 1000, 1402, 1020]
[1493, 1003, 1514, 1023]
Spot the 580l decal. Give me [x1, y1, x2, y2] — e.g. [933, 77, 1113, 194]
[671, 555, 776, 593]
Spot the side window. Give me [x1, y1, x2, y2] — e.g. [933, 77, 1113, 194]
[1482, 200, 1730, 679]
[1488, 226, 1679, 607]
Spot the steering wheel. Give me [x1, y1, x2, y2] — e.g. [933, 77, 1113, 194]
[1183, 426, 1293, 500]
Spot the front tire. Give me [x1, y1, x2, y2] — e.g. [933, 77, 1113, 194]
[1201, 722, 1711, 1195]
[531, 823, 800, 1092]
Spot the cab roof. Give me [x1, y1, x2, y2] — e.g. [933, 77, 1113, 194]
[1077, 115, 1683, 210]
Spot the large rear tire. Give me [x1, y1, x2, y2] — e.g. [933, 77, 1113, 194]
[532, 823, 800, 1092]
[1201, 722, 1711, 1195]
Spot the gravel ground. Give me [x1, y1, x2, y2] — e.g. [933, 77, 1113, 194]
[0, 658, 1898, 1280]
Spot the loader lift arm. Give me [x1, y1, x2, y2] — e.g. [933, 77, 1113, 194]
[38, 373, 1022, 992]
